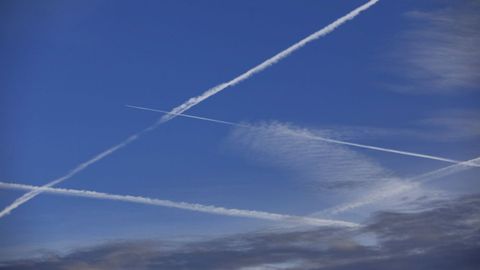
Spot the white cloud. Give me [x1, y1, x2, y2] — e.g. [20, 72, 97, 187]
[387, 1, 480, 94]
[227, 122, 475, 218]
[228, 122, 394, 190]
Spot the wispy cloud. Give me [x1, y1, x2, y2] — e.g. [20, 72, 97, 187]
[0, 0, 380, 219]
[386, 0, 480, 94]
[227, 121, 468, 215]
[322, 109, 480, 143]
[417, 109, 480, 141]
[0, 181, 358, 228]
[126, 107, 479, 216]
[228, 122, 393, 189]
[2, 194, 479, 269]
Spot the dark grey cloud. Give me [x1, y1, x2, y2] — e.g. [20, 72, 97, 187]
[386, 0, 480, 94]
[2, 194, 479, 270]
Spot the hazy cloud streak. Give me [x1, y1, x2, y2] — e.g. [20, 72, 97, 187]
[323, 157, 480, 214]
[387, 0, 480, 93]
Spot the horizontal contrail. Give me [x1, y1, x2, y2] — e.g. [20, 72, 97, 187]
[0, 0, 380, 219]
[127, 104, 479, 167]
[0, 181, 359, 228]
[323, 156, 480, 215]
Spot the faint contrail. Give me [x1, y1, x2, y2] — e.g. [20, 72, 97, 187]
[0, 0, 380, 219]
[0, 181, 359, 228]
[127, 104, 478, 167]
[322, 156, 480, 215]
[158, 0, 380, 123]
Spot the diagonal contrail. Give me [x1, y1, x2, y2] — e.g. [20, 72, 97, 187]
[0, 0, 380, 219]
[127, 104, 479, 167]
[322, 156, 480, 215]
[158, 0, 380, 124]
[0, 181, 359, 228]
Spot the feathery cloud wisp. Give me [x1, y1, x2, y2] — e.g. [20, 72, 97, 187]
[228, 121, 393, 189]
[0, 0, 380, 219]
[386, 0, 480, 94]
[0, 181, 359, 228]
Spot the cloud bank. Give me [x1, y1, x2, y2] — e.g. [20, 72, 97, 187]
[2, 194, 479, 270]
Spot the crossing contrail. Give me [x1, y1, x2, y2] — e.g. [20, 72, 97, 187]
[127, 104, 478, 167]
[0, 0, 380, 219]
[322, 156, 480, 215]
[0, 181, 359, 228]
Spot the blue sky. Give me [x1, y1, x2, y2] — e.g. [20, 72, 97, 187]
[1, 0, 479, 268]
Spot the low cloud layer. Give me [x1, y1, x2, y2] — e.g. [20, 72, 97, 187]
[2, 194, 479, 270]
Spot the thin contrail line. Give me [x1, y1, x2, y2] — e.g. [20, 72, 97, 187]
[0, 181, 359, 228]
[126, 105, 249, 128]
[322, 156, 480, 215]
[0, 0, 380, 219]
[127, 104, 479, 167]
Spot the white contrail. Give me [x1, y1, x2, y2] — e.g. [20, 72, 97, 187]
[127, 104, 479, 167]
[158, 0, 380, 123]
[0, 0, 380, 219]
[127, 105, 250, 128]
[323, 156, 480, 215]
[0, 181, 359, 228]
[0, 130, 150, 219]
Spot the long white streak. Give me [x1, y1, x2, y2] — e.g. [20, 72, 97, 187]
[158, 0, 381, 123]
[126, 105, 249, 128]
[324, 156, 480, 215]
[0, 181, 359, 228]
[0, 0, 380, 219]
[127, 104, 479, 167]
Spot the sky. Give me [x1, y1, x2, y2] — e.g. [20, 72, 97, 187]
[0, 0, 479, 269]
